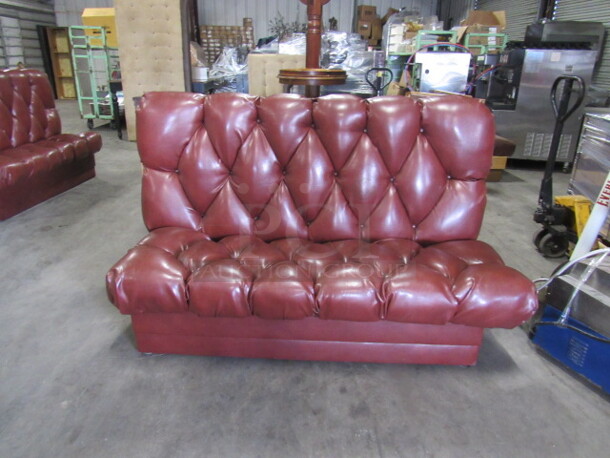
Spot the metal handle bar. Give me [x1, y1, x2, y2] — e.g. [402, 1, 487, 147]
[550, 75, 585, 122]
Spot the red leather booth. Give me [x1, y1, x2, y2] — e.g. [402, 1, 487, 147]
[0, 69, 102, 220]
[106, 92, 537, 365]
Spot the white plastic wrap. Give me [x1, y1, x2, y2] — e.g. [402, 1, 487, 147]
[278, 33, 306, 55]
[210, 46, 248, 77]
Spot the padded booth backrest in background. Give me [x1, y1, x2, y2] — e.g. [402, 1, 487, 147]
[115, 0, 187, 141]
[247, 54, 306, 97]
[0, 69, 61, 151]
[136, 92, 495, 245]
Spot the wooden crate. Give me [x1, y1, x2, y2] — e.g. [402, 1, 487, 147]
[487, 156, 508, 182]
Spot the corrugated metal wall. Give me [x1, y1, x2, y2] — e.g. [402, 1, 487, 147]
[355, 0, 438, 17]
[554, 0, 610, 90]
[475, 0, 540, 41]
[199, 0, 438, 40]
[199, 0, 341, 39]
[0, 0, 55, 70]
[54, 0, 114, 27]
[438, 0, 474, 29]
[0, 16, 22, 67]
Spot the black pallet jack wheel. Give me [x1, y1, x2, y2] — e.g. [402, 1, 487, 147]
[537, 232, 569, 258]
[533, 228, 549, 247]
[87, 119, 94, 129]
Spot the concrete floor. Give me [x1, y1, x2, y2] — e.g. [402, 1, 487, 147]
[1, 100, 609, 458]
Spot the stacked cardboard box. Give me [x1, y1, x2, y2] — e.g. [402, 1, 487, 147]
[81, 7, 118, 48]
[200, 18, 255, 67]
[387, 19, 423, 55]
[355, 5, 382, 47]
[381, 8, 399, 26]
[456, 10, 506, 55]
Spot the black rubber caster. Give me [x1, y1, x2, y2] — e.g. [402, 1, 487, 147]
[537, 232, 569, 258]
[87, 119, 94, 129]
[533, 228, 549, 247]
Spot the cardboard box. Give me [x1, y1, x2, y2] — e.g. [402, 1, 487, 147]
[461, 10, 506, 27]
[464, 25, 506, 54]
[398, 68, 409, 88]
[371, 18, 383, 40]
[388, 31, 417, 54]
[488, 155, 508, 182]
[82, 7, 118, 48]
[357, 20, 372, 39]
[457, 10, 506, 42]
[381, 8, 399, 25]
[357, 5, 377, 20]
[386, 81, 407, 96]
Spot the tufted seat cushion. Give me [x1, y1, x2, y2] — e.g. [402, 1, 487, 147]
[107, 227, 536, 328]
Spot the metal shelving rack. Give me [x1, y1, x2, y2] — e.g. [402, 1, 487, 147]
[414, 30, 458, 50]
[68, 26, 118, 129]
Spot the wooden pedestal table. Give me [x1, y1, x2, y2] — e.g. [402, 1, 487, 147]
[278, 68, 347, 98]
[278, 0, 346, 98]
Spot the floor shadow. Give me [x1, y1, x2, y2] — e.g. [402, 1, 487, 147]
[474, 331, 519, 372]
[533, 345, 610, 401]
[109, 325, 139, 355]
[492, 170, 526, 183]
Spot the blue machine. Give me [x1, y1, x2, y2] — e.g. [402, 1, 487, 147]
[530, 252, 610, 395]
[532, 306, 610, 394]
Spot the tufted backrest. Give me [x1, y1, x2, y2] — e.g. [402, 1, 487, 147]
[137, 92, 494, 244]
[0, 69, 61, 151]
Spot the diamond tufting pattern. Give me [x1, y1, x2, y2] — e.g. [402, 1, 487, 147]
[138, 92, 492, 243]
[106, 92, 537, 329]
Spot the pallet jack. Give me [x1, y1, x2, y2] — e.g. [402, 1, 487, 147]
[365, 51, 393, 96]
[533, 75, 586, 258]
[530, 173, 610, 394]
[529, 75, 610, 393]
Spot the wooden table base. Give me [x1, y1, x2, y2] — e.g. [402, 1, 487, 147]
[278, 68, 347, 98]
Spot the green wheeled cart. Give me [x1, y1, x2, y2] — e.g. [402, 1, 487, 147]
[68, 26, 119, 129]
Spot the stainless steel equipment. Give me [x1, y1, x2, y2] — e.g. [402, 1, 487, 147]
[544, 256, 610, 339]
[413, 52, 471, 93]
[526, 21, 606, 62]
[569, 112, 610, 239]
[487, 46, 597, 162]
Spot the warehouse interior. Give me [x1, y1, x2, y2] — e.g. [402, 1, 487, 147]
[1, 1, 610, 456]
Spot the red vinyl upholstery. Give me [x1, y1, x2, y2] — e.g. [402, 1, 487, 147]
[106, 92, 537, 364]
[0, 69, 102, 220]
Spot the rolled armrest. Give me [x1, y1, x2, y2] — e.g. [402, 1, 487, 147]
[106, 245, 189, 314]
[451, 264, 537, 328]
